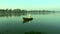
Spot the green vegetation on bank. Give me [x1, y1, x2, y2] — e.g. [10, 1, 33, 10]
[0, 9, 55, 16]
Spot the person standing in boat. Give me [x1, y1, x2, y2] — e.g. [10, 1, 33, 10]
[28, 14, 32, 18]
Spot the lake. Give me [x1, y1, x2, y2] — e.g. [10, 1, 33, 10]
[0, 12, 60, 34]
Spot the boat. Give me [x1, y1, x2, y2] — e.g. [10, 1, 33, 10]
[23, 14, 33, 23]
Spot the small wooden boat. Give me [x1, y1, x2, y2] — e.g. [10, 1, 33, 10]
[23, 15, 33, 20]
[23, 15, 33, 23]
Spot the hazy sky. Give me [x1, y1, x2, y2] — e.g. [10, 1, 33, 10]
[0, 0, 60, 10]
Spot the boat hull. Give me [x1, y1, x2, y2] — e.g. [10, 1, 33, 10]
[23, 18, 33, 21]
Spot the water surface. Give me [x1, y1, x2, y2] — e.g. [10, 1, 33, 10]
[0, 12, 60, 34]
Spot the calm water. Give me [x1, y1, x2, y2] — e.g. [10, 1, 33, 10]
[0, 12, 60, 34]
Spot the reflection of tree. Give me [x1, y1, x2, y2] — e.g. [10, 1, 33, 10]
[25, 31, 47, 34]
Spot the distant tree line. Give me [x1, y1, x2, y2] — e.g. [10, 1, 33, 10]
[0, 9, 55, 15]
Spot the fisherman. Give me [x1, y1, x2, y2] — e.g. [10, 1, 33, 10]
[28, 14, 32, 18]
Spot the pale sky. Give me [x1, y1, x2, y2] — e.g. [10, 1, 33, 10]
[0, 0, 60, 10]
